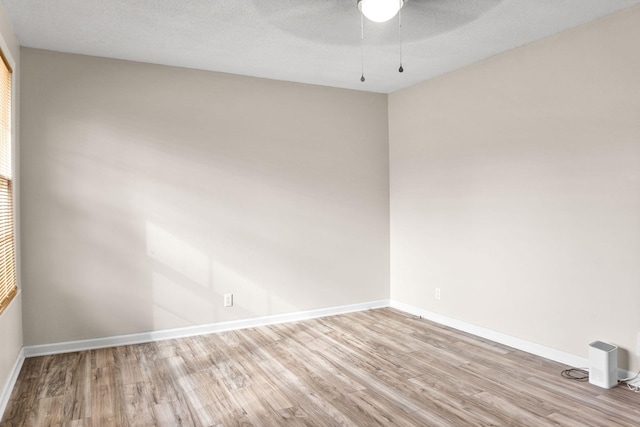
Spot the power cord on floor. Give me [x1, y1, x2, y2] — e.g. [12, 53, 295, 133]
[561, 368, 589, 381]
[561, 367, 640, 392]
[619, 370, 640, 393]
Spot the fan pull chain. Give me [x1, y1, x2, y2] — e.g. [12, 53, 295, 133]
[360, 13, 365, 82]
[398, 9, 404, 73]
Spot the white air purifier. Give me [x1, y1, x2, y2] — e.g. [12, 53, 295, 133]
[588, 341, 618, 389]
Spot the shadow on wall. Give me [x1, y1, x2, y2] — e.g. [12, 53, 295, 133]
[146, 222, 295, 329]
[24, 110, 373, 341]
[21, 51, 389, 345]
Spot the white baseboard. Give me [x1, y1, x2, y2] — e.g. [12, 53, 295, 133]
[390, 300, 590, 368]
[0, 347, 25, 419]
[23, 300, 390, 358]
[14, 299, 636, 394]
[389, 300, 640, 381]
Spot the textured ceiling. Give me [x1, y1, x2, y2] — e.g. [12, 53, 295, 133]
[4, 0, 640, 93]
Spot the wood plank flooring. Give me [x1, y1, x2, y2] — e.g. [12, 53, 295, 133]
[2, 308, 639, 426]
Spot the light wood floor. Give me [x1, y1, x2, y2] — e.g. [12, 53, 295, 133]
[2, 308, 639, 426]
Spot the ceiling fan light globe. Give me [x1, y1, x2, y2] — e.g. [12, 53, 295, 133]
[358, 0, 404, 23]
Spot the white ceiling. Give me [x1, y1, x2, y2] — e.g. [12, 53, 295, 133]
[4, 0, 640, 93]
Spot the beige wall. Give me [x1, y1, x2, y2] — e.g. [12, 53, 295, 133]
[20, 49, 390, 345]
[0, 0, 22, 401]
[15, 3, 640, 372]
[389, 6, 640, 371]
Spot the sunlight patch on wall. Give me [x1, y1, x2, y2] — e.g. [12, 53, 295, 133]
[151, 271, 215, 329]
[146, 222, 210, 287]
[212, 261, 296, 315]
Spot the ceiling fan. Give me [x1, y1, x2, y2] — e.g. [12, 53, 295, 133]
[251, 0, 502, 46]
[251, 0, 502, 82]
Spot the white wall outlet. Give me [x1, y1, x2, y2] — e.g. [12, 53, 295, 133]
[435, 288, 441, 300]
[224, 293, 233, 307]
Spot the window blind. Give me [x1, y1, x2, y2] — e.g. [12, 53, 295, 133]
[0, 49, 15, 315]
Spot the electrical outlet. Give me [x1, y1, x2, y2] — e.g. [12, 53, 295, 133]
[435, 288, 441, 300]
[224, 293, 233, 307]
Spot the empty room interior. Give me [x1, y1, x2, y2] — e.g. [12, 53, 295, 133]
[1, 0, 640, 425]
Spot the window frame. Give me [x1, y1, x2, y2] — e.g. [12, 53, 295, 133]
[0, 34, 16, 317]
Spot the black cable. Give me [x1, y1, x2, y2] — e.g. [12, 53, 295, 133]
[561, 368, 589, 381]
